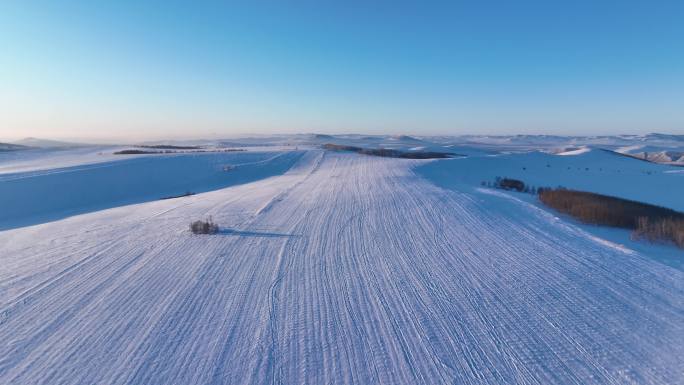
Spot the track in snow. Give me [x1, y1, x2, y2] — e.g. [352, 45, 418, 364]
[0, 151, 682, 384]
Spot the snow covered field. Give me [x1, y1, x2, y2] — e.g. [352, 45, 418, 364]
[0, 150, 303, 230]
[0, 137, 683, 384]
[0, 146, 131, 175]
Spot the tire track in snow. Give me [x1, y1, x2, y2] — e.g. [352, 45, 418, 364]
[0, 151, 682, 384]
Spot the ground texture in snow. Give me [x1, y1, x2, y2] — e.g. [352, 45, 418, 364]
[417, 149, 684, 211]
[1, 151, 682, 384]
[0, 146, 131, 175]
[0, 151, 302, 230]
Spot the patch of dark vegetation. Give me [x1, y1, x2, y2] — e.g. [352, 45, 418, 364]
[114, 150, 159, 155]
[539, 188, 684, 248]
[482, 177, 538, 194]
[190, 217, 219, 235]
[497, 177, 525, 192]
[139, 145, 203, 150]
[0, 143, 30, 151]
[114, 148, 245, 155]
[161, 191, 196, 200]
[313, 134, 334, 139]
[322, 143, 458, 159]
[633, 217, 684, 247]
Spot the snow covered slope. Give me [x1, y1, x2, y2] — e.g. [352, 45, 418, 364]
[0, 142, 30, 151]
[0, 150, 681, 384]
[13, 137, 87, 148]
[0, 151, 303, 230]
[417, 148, 684, 211]
[0, 146, 136, 175]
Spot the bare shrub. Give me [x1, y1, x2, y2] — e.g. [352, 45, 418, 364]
[190, 217, 219, 234]
[486, 176, 533, 194]
[498, 178, 525, 192]
[633, 217, 684, 248]
[538, 188, 684, 248]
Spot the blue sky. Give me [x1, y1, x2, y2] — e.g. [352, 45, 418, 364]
[1, 1, 683, 140]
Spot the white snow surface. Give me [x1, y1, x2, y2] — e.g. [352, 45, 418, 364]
[418, 148, 684, 211]
[0, 150, 303, 230]
[555, 146, 591, 156]
[1, 150, 682, 384]
[0, 146, 136, 175]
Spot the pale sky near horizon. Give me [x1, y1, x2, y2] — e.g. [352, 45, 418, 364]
[1, 1, 683, 142]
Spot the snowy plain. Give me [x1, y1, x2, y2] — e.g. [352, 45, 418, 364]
[0, 146, 133, 175]
[0, 150, 303, 230]
[0, 135, 682, 384]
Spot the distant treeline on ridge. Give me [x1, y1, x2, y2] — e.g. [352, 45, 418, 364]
[323, 143, 458, 159]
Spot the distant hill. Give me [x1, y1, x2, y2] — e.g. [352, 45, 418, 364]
[630, 150, 684, 165]
[0, 142, 30, 151]
[14, 137, 86, 148]
[389, 135, 423, 142]
[641, 133, 684, 142]
[311, 134, 335, 140]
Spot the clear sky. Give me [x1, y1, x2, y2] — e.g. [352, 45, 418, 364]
[1, 1, 683, 141]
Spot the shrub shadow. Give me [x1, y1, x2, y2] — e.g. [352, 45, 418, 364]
[218, 228, 298, 238]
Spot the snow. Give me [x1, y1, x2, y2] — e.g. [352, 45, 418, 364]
[12, 137, 88, 148]
[0, 143, 29, 151]
[555, 146, 591, 156]
[0, 150, 303, 230]
[0, 146, 138, 175]
[0, 148, 682, 384]
[417, 148, 684, 211]
[0, 144, 297, 176]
